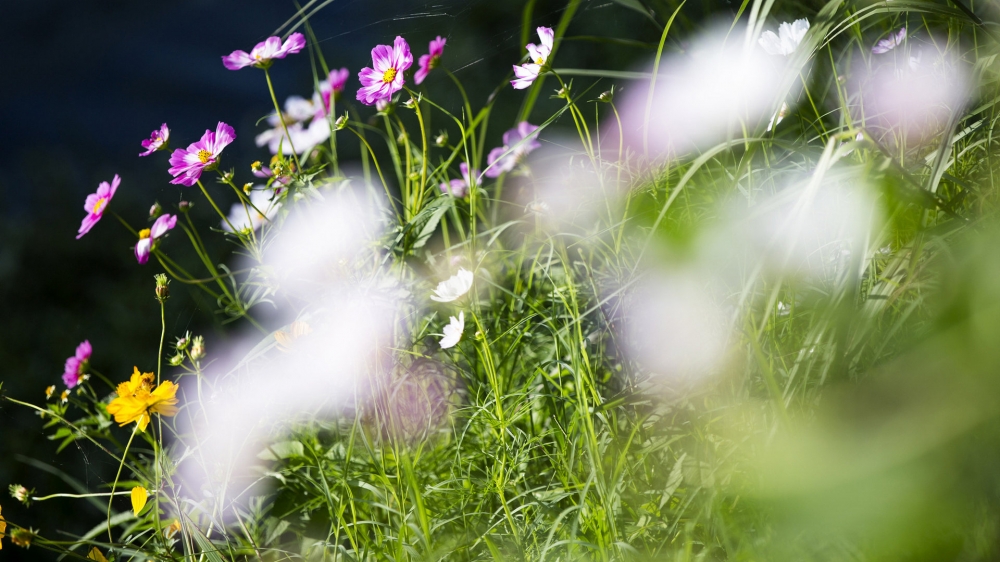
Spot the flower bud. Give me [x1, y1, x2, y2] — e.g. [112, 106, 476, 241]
[598, 90, 614, 103]
[222, 170, 234, 182]
[434, 131, 448, 147]
[154, 274, 170, 301]
[175, 332, 191, 351]
[44, 385, 55, 400]
[251, 161, 263, 173]
[9, 483, 31, 505]
[10, 527, 36, 548]
[243, 182, 253, 194]
[403, 98, 417, 109]
[149, 202, 162, 219]
[168, 352, 185, 367]
[335, 115, 348, 130]
[178, 201, 192, 213]
[190, 336, 206, 361]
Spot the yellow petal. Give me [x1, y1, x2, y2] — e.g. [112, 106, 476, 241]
[131, 486, 148, 517]
[87, 547, 109, 561]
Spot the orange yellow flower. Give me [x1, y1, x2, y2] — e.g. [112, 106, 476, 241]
[131, 486, 148, 516]
[106, 367, 179, 432]
[164, 519, 182, 539]
[275, 321, 312, 352]
[10, 527, 35, 548]
[87, 547, 109, 561]
[0, 503, 6, 549]
[44, 385, 55, 400]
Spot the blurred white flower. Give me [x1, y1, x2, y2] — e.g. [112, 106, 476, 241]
[759, 18, 810, 56]
[223, 189, 280, 232]
[440, 311, 464, 349]
[766, 102, 790, 132]
[431, 268, 473, 302]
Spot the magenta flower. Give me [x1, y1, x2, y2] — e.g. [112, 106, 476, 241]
[62, 340, 92, 388]
[511, 27, 554, 90]
[872, 27, 906, 55]
[440, 162, 478, 198]
[357, 36, 413, 106]
[167, 122, 236, 186]
[222, 33, 306, 70]
[77, 175, 120, 239]
[139, 123, 170, 157]
[415, 36, 446, 85]
[135, 214, 177, 265]
[485, 122, 541, 177]
[318, 67, 350, 115]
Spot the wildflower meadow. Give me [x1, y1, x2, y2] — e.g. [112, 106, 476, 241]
[5, 0, 1000, 560]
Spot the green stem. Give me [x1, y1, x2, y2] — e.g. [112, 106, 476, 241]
[108, 425, 139, 543]
[264, 67, 303, 173]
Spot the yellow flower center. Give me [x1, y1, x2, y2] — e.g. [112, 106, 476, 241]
[382, 67, 397, 84]
[92, 197, 106, 215]
[535, 56, 546, 65]
[197, 149, 213, 164]
[138, 228, 151, 240]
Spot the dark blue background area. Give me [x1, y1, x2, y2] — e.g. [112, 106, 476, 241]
[0, 0, 663, 558]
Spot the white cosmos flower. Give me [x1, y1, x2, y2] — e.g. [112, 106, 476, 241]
[759, 18, 810, 56]
[430, 268, 474, 302]
[223, 188, 281, 232]
[439, 311, 464, 349]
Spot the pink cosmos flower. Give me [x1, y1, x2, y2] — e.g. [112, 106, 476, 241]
[318, 68, 350, 115]
[511, 27, 554, 90]
[415, 36, 446, 85]
[222, 33, 306, 70]
[63, 340, 92, 388]
[872, 27, 906, 55]
[440, 162, 477, 198]
[357, 36, 413, 106]
[139, 123, 170, 157]
[77, 175, 120, 239]
[485, 122, 541, 177]
[167, 122, 236, 186]
[135, 214, 178, 265]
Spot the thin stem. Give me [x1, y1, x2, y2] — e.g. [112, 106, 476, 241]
[108, 425, 139, 543]
[263, 67, 303, 172]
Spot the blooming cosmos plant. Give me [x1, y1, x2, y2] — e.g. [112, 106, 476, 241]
[440, 162, 478, 198]
[759, 18, 810, 56]
[167, 122, 236, 186]
[222, 33, 306, 70]
[415, 36, 446, 85]
[440, 311, 465, 349]
[431, 268, 474, 302]
[77, 175, 120, 239]
[63, 340, 92, 388]
[139, 123, 169, 157]
[357, 36, 413, 106]
[872, 27, 907, 54]
[486, 122, 541, 177]
[135, 214, 177, 264]
[512, 26, 554, 89]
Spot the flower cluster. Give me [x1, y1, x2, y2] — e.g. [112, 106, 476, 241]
[486, 122, 541, 177]
[62, 340, 92, 388]
[105, 367, 179, 432]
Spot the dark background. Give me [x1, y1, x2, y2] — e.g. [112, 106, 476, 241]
[0, 0, 741, 558]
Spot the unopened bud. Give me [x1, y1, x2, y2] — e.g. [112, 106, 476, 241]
[403, 98, 416, 109]
[190, 336, 206, 361]
[598, 90, 614, 103]
[168, 352, 185, 367]
[149, 202, 162, 219]
[222, 170, 234, 182]
[335, 114, 348, 130]
[434, 131, 448, 147]
[9, 483, 31, 505]
[178, 201, 192, 213]
[154, 274, 170, 301]
[175, 331, 191, 351]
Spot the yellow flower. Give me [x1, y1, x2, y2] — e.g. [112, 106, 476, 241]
[60, 390, 69, 404]
[87, 546, 109, 561]
[0, 504, 6, 549]
[164, 519, 182, 539]
[44, 385, 55, 400]
[106, 367, 179, 432]
[131, 486, 148, 517]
